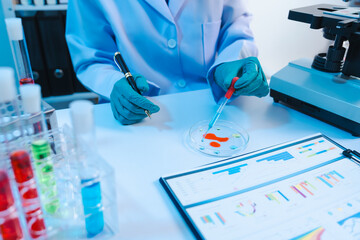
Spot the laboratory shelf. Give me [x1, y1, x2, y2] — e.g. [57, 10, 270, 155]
[14, 4, 67, 11]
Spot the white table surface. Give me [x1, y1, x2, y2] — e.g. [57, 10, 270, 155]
[56, 89, 359, 240]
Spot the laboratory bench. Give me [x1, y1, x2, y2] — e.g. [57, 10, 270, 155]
[55, 89, 359, 240]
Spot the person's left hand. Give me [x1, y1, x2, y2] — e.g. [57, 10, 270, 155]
[214, 57, 269, 97]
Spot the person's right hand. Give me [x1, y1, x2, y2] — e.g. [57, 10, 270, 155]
[110, 74, 160, 125]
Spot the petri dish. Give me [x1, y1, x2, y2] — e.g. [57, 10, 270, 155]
[186, 120, 249, 157]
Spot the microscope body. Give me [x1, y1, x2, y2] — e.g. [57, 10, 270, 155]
[270, 4, 360, 136]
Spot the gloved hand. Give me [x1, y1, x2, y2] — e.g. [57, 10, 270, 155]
[214, 57, 269, 98]
[110, 74, 160, 125]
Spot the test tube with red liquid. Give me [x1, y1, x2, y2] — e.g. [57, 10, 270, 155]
[0, 170, 24, 240]
[0, 68, 46, 238]
[10, 150, 47, 239]
[0, 68, 24, 240]
[5, 18, 34, 85]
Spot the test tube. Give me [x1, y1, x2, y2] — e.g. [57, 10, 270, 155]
[20, 85, 59, 215]
[5, 18, 34, 85]
[0, 169, 24, 240]
[10, 151, 47, 239]
[0, 68, 24, 239]
[70, 100, 104, 237]
[0, 68, 47, 239]
[0, 68, 23, 141]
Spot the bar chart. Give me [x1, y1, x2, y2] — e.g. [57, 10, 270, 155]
[214, 212, 226, 225]
[291, 227, 325, 240]
[265, 190, 290, 204]
[307, 147, 336, 158]
[256, 151, 294, 163]
[200, 212, 226, 226]
[201, 215, 215, 225]
[297, 140, 325, 150]
[291, 181, 317, 198]
[212, 163, 248, 175]
[317, 171, 344, 188]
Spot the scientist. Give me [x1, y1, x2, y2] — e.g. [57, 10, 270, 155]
[66, 0, 269, 125]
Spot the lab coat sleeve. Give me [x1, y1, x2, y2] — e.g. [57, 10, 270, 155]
[65, 0, 123, 100]
[207, 0, 258, 103]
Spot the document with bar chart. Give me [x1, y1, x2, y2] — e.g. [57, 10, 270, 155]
[160, 134, 360, 240]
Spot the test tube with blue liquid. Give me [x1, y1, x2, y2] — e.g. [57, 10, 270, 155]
[70, 100, 104, 237]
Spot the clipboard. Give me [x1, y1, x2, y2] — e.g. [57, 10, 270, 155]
[160, 134, 360, 240]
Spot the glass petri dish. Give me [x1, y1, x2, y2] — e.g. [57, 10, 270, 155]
[187, 120, 249, 157]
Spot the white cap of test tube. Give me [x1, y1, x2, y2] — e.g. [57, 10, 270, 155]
[20, 84, 41, 114]
[5, 18, 24, 41]
[70, 100, 94, 135]
[0, 67, 17, 102]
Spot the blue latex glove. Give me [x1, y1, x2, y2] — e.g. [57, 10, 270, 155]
[214, 57, 269, 98]
[110, 74, 160, 125]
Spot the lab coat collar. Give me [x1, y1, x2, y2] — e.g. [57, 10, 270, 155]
[143, 0, 187, 22]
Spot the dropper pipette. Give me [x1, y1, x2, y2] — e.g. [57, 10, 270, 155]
[202, 77, 239, 141]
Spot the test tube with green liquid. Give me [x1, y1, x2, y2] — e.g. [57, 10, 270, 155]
[20, 84, 60, 214]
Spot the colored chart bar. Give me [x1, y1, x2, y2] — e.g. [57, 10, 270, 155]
[332, 170, 344, 179]
[297, 140, 325, 149]
[291, 227, 325, 240]
[299, 182, 314, 196]
[317, 176, 333, 188]
[291, 181, 317, 198]
[266, 193, 279, 203]
[212, 163, 248, 175]
[291, 185, 306, 198]
[256, 152, 294, 163]
[266, 191, 289, 204]
[201, 215, 214, 224]
[299, 149, 312, 154]
[277, 191, 289, 201]
[307, 147, 336, 157]
[317, 170, 344, 188]
[215, 212, 226, 225]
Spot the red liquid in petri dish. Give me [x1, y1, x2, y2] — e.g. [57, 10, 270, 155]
[204, 133, 229, 142]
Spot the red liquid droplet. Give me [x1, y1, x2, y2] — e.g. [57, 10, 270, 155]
[20, 77, 34, 85]
[204, 133, 229, 142]
[210, 142, 221, 148]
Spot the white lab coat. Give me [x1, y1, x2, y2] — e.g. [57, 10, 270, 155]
[66, 0, 258, 102]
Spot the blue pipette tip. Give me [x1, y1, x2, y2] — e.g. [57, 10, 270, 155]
[201, 127, 211, 142]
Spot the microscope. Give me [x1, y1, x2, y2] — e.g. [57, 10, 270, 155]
[270, 4, 360, 136]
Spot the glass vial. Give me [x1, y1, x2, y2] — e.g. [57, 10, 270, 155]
[0, 67, 46, 238]
[70, 100, 104, 237]
[20, 85, 59, 215]
[0, 170, 24, 240]
[5, 18, 34, 85]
